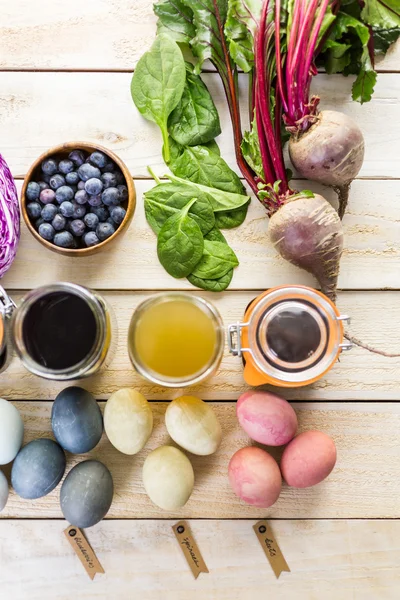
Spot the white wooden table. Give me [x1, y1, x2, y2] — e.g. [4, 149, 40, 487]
[1, 2, 400, 598]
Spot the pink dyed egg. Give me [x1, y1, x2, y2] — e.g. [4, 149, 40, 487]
[237, 391, 298, 446]
[228, 446, 282, 508]
[281, 430, 337, 488]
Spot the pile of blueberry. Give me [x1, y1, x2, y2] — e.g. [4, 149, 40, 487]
[25, 149, 128, 249]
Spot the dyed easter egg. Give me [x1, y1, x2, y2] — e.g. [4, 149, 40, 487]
[143, 446, 194, 510]
[236, 391, 297, 446]
[52, 386, 103, 454]
[60, 460, 114, 528]
[104, 389, 153, 455]
[0, 470, 9, 512]
[165, 396, 222, 456]
[228, 446, 282, 508]
[11, 439, 66, 499]
[0, 398, 24, 465]
[281, 430, 337, 488]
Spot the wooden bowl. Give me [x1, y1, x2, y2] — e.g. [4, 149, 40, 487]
[21, 141, 136, 256]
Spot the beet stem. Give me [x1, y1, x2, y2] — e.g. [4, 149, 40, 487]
[333, 183, 351, 219]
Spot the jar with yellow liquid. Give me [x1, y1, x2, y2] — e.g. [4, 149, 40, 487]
[128, 293, 225, 387]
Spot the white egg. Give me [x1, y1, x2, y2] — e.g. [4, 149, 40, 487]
[0, 398, 24, 465]
[143, 446, 194, 510]
[165, 396, 222, 456]
[104, 389, 153, 455]
[0, 470, 9, 512]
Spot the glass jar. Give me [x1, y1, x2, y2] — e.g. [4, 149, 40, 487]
[0, 285, 16, 374]
[228, 285, 352, 388]
[128, 293, 225, 388]
[9, 282, 115, 380]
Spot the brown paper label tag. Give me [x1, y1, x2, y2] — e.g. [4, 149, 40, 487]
[253, 520, 290, 579]
[64, 526, 105, 580]
[172, 520, 209, 579]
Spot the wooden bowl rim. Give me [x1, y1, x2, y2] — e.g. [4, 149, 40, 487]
[21, 141, 136, 257]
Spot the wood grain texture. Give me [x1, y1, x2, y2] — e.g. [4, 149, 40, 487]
[1, 519, 400, 600]
[1, 291, 400, 401]
[3, 179, 400, 291]
[1, 401, 400, 519]
[0, 0, 398, 72]
[0, 71, 398, 179]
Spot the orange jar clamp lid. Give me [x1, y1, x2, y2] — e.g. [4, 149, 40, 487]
[228, 285, 352, 388]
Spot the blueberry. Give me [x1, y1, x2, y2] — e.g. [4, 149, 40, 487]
[106, 217, 115, 225]
[26, 182, 41, 201]
[110, 206, 126, 225]
[54, 231, 74, 248]
[103, 160, 116, 172]
[65, 171, 80, 185]
[38, 223, 55, 241]
[42, 159, 58, 176]
[84, 232, 100, 247]
[72, 202, 86, 219]
[41, 204, 58, 222]
[26, 202, 42, 219]
[88, 194, 102, 207]
[40, 189, 56, 204]
[75, 190, 89, 205]
[96, 222, 115, 241]
[115, 170, 125, 185]
[83, 213, 99, 230]
[101, 187, 120, 206]
[77, 163, 101, 182]
[101, 172, 118, 188]
[41, 173, 52, 184]
[52, 213, 66, 231]
[55, 185, 74, 204]
[90, 206, 109, 222]
[59, 201, 74, 218]
[38, 181, 49, 192]
[117, 185, 128, 202]
[35, 217, 45, 229]
[49, 174, 66, 190]
[89, 151, 107, 169]
[77, 180, 86, 190]
[58, 159, 74, 175]
[85, 177, 103, 196]
[68, 150, 86, 167]
[70, 219, 86, 237]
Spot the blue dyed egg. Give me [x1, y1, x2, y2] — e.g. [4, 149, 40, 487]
[12, 438, 66, 499]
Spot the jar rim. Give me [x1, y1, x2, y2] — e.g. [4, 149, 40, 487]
[128, 292, 225, 388]
[11, 282, 107, 380]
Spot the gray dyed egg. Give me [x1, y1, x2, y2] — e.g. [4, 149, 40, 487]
[52, 387, 103, 454]
[0, 470, 9, 512]
[0, 398, 24, 465]
[11, 439, 66, 499]
[60, 460, 113, 528]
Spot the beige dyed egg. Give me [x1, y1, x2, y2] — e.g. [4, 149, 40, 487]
[143, 446, 194, 510]
[281, 430, 337, 488]
[228, 446, 282, 508]
[104, 389, 153, 455]
[165, 396, 222, 456]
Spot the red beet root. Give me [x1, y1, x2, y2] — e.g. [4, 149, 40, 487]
[269, 194, 344, 302]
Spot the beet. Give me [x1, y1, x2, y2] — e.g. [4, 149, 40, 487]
[269, 194, 344, 302]
[289, 111, 364, 218]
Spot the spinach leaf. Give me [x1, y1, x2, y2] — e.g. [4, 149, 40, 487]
[170, 144, 245, 194]
[225, 0, 262, 72]
[187, 269, 234, 292]
[215, 202, 250, 229]
[167, 174, 250, 212]
[204, 226, 227, 243]
[191, 240, 239, 279]
[154, 0, 195, 44]
[204, 140, 221, 155]
[144, 182, 215, 235]
[168, 64, 221, 146]
[131, 35, 186, 163]
[157, 198, 204, 278]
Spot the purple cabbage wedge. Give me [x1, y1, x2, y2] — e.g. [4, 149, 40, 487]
[0, 153, 20, 277]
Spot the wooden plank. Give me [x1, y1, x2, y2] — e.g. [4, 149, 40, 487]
[0, 0, 398, 73]
[0, 291, 399, 401]
[3, 179, 400, 291]
[1, 519, 399, 600]
[1, 401, 400, 519]
[0, 72, 399, 179]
